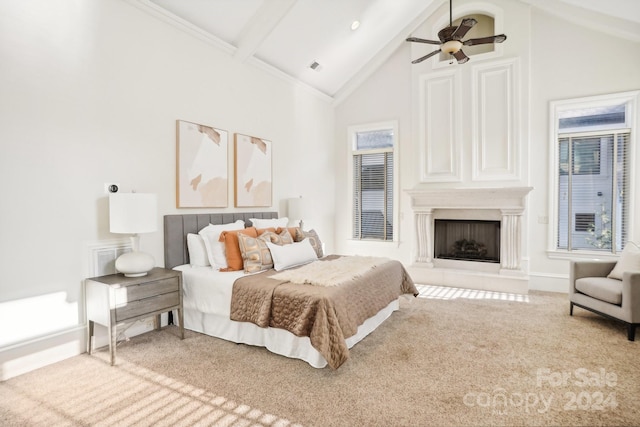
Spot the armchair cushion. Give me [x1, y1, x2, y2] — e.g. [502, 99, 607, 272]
[575, 277, 623, 305]
[608, 241, 640, 280]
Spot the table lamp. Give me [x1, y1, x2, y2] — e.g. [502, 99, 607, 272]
[109, 192, 157, 277]
[288, 196, 306, 229]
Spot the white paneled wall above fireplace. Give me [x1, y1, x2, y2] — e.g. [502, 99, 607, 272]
[418, 69, 462, 183]
[471, 58, 520, 181]
[417, 56, 522, 185]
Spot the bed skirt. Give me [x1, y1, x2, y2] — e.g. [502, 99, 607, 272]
[183, 299, 400, 368]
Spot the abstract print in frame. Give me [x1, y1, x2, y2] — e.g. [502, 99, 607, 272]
[176, 120, 228, 208]
[234, 133, 272, 207]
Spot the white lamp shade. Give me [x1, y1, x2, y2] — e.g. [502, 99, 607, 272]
[109, 193, 157, 234]
[288, 197, 304, 220]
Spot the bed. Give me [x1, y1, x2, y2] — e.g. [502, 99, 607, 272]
[164, 212, 417, 369]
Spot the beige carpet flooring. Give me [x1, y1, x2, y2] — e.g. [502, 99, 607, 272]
[1, 285, 639, 426]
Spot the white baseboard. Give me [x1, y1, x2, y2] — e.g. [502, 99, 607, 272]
[0, 313, 175, 381]
[528, 272, 569, 293]
[0, 325, 86, 381]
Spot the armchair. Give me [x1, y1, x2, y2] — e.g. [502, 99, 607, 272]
[569, 260, 640, 341]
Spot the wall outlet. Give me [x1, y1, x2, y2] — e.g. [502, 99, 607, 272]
[104, 183, 120, 194]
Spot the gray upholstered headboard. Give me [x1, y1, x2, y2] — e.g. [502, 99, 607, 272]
[164, 212, 278, 269]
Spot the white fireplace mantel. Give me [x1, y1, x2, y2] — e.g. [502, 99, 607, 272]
[406, 187, 533, 211]
[406, 186, 533, 294]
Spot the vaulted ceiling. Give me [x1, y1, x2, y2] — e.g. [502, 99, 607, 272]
[137, 0, 640, 100]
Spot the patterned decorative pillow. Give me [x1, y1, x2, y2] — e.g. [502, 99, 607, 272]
[259, 229, 294, 245]
[256, 227, 277, 236]
[238, 229, 296, 273]
[238, 233, 274, 273]
[294, 229, 324, 258]
[278, 227, 301, 241]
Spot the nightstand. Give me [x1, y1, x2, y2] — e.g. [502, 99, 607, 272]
[85, 267, 184, 365]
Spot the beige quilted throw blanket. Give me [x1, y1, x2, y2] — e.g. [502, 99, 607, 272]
[230, 255, 417, 369]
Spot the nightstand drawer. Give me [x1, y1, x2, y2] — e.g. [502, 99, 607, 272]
[115, 277, 179, 305]
[115, 291, 180, 321]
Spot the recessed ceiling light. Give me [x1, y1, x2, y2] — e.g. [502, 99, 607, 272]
[351, 20, 360, 31]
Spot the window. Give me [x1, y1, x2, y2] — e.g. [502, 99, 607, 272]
[349, 122, 398, 241]
[551, 92, 637, 254]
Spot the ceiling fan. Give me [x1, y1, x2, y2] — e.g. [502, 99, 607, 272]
[406, 0, 507, 64]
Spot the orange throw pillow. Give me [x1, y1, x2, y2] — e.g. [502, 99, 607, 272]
[219, 227, 258, 271]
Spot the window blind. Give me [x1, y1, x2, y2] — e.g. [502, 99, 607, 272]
[353, 152, 393, 240]
[557, 131, 630, 252]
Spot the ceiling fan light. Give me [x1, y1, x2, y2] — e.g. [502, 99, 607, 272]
[441, 40, 462, 54]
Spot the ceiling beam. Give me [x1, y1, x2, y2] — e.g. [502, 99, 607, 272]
[233, 0, 297, 61]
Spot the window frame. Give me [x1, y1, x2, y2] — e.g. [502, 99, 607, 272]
[347, 120, 399, 243]
[548, 91, 638, 259]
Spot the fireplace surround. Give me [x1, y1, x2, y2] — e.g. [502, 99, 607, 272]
[406, 187, 533, 293]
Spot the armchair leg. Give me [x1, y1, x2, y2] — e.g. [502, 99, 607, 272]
[570, 301, 637, 341]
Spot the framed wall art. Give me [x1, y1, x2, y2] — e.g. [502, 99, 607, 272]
[234, 133, 272, 207]
[176, 120, 228, 208]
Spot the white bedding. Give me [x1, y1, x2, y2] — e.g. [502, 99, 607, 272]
[174, 264, 400, 368]
[174, 265, 244, 316]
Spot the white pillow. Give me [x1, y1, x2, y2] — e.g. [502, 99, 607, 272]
[608, 241, 640, 280]
[250, 217, 289, 229]
[198, 220, 245, 269]
[186, 233, 209, 267]
[266, 238, 318, 271]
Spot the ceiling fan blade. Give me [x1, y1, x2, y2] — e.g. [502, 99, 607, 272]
[411, 49, 442, 64]
[406, 36, 441, 45]
[437, 26, 456, 43]
[453, 49, 469, 64]
[463, 34, 507, 46]
[451, 18, 477, 40]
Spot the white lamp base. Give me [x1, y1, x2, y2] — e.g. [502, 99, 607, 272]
[115, 251, 155, 277]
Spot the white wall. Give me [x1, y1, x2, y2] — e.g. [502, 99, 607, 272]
[334, 0, 640, 291]
[0, 0, 335, 379]
[334, 43, 413, 260]
[527, 8, 640, 291]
